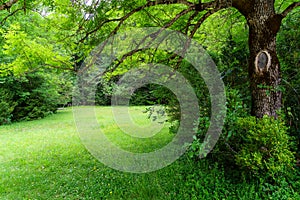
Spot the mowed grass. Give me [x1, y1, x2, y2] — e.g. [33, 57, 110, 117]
[94, 106, 173, 153]
[1, 106, 298, 199]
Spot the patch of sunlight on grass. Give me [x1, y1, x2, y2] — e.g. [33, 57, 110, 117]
[93, 106, 173, 153]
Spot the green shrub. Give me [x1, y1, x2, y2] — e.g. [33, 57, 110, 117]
[0, 84, 16, 125]
[234, 116, 295, 179]
[277, 11, 300, 155]
[188, 88, 249, 163]
[0, 72, 72, 124]
[188, 88, 295, 181]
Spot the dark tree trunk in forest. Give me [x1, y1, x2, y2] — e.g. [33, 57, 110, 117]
[247, 2, 282, 118]
[233, 0, 284, 118]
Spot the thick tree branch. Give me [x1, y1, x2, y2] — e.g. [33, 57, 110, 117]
[280, 2, 300, 18]
[232, 0, 252, 17]
[103, 0, 227, 73]
[197, 0, 231, 11]
[0, 0, 18, 11]
[78, 0, 231, 46]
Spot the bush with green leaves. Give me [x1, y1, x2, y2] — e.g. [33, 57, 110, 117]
[277, 10, 300, 153]
[189, 88, 295, 180]
[234, 116, 295, 179]
[0, 72, 73, 124]
[188, 88, 249, 162]
[0, 88, 16, 124]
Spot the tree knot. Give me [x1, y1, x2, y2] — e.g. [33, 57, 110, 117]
[255, 50, 271, 75]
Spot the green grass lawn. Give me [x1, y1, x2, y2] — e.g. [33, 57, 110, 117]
[0, 107, 299, 199]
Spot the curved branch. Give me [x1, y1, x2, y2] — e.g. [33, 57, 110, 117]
[79, 2, 195, 73]
[280, 1, 300, 18]
[78, 0, 231, 45]
[78, 0, 193, 44]
[152, 0, 193, 7]
[78, 18, 122, 43]
[100, 6, 195, 75]
[0, 0, 18, 11]
[232, 0, 252, 17]
[127, 6, 193, 50]
[0, 7, 23, 25]
[80, 0, 232, 75]
[184, 10, 199, 34]
[174, 5, 226, 68]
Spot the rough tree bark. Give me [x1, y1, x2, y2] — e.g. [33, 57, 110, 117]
[232, 0, 299, 118]
[247, 2, 282, 118]
[0, 0, 19, 11]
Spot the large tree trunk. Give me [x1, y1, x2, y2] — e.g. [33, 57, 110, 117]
[235, 0, 283, 118]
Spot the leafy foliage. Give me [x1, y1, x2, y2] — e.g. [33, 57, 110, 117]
[0, 72, 72, 124]
[234, 116, 295, 180]
[189, 88, 295, 181]
[277, 10, 300, 152]
[0, 85, 16, 124]
[0, 7, 74, 124]
[188, 88, 249, 161]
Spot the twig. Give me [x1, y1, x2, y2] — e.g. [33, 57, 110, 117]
[281, 2, 300, 18]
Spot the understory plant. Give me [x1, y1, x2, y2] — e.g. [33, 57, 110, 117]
[234, 116, 295, 180]
[189, 88, 296, 181]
